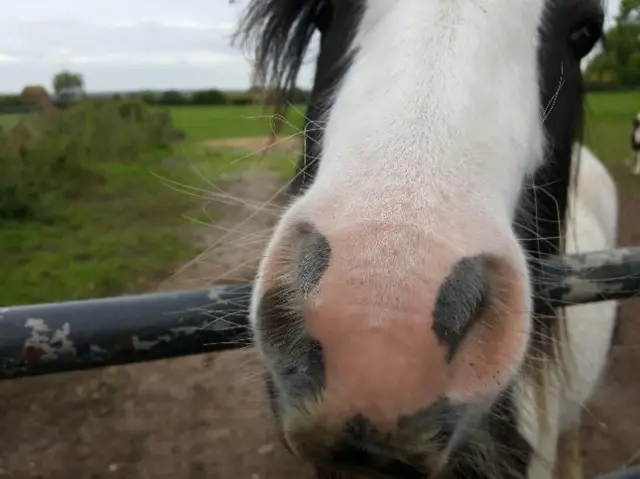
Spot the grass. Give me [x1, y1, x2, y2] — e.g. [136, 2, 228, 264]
[2, 94, 637, 306]
[583, 91, 640, 191]
[0, 113, 24, 129]
[1, 143, 296, 306]
[174, 141, 298, 180]
[168, 104, 306, 142]
[0, 152, 207, 306]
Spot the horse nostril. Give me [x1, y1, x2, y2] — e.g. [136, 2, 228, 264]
[432, 254, 494, 363]
[293, 222, 332, 296]
[256, 283, 327, 400]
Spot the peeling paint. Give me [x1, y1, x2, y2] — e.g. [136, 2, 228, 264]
[131, 335, 168, 351]
[207, 288, 224, 301]
[90, 344, 108, 355]
[540, 247, 640, 304]
[23, 318, 77, 362]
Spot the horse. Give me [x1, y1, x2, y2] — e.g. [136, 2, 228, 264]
[631, 112, 640, 175]
[234, 0, 619, 477]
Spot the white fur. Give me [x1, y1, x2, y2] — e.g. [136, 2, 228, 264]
[250, 0, 620, 476]
[315, 0, 546, 212]
[516, 146, 618, 478]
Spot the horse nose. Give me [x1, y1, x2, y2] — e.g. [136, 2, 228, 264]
[253, 219, 531, 466]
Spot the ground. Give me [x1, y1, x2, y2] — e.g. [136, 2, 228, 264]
[581, 189, 640, 476]
[0, 137, 639, 479]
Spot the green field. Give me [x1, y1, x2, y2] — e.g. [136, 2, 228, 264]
[169, 104, 306, 142]
[0, 104, 307, 140]
[0, 104, 301, 306]
[1, 156, 197, 305]
[583, 92, 640, 192]
[1, 94, 638, 306]
[584, 92, 637, 158]
[0, 113, 24, 129]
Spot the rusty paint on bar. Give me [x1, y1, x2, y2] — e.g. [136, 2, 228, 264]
[1, 247, 639, 380]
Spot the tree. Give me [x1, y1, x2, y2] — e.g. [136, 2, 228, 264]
[290, 88, 310, 103]
[191, 89, 227, 105]
[20, 85, 53, 111]
[619, 0, 640, 23]
[584, 54, 620, 85]
[53, 70, 85, 103]
[138, 90, 157, 105]
[158, 90, 188, 106]
[0, 94, 22, 108]
[584, 0, 640, 87]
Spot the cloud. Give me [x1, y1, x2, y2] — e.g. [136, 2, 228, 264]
[0, 0, 268, 92]
[0, 0, 622, 93]
[68, 51, 237, 67]
[0, 20, 239, 61]
[0, 53, 18, 63]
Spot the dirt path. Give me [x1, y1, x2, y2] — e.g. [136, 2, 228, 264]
[200, 136, 301, 156]
[0, 140, 638, 478]
[581, 192, 640, 477]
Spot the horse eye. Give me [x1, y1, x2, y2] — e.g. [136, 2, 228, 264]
[313, 0, 333, 33]
[568, 17, 603, 59]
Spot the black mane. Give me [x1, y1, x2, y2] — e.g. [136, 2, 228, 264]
[235, 0, 361, 193]
[234, 0, 321, 106]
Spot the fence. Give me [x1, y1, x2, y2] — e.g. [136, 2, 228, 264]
[1, 246, 639, 381]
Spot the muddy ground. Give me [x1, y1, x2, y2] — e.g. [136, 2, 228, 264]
[0, 140, 638, 479]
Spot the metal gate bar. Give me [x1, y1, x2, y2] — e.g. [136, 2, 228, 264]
[1, 247, 639, 381]
[597, 466, 640, 479]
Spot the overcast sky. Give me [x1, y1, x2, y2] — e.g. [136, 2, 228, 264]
[0, 0, 621, 94]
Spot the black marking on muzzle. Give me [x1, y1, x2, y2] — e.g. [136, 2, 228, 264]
[257, 284, 326, 405]
[322, 398, 463, 478]
[294, 223, 332, 296]
[432, 256, 491, 363]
